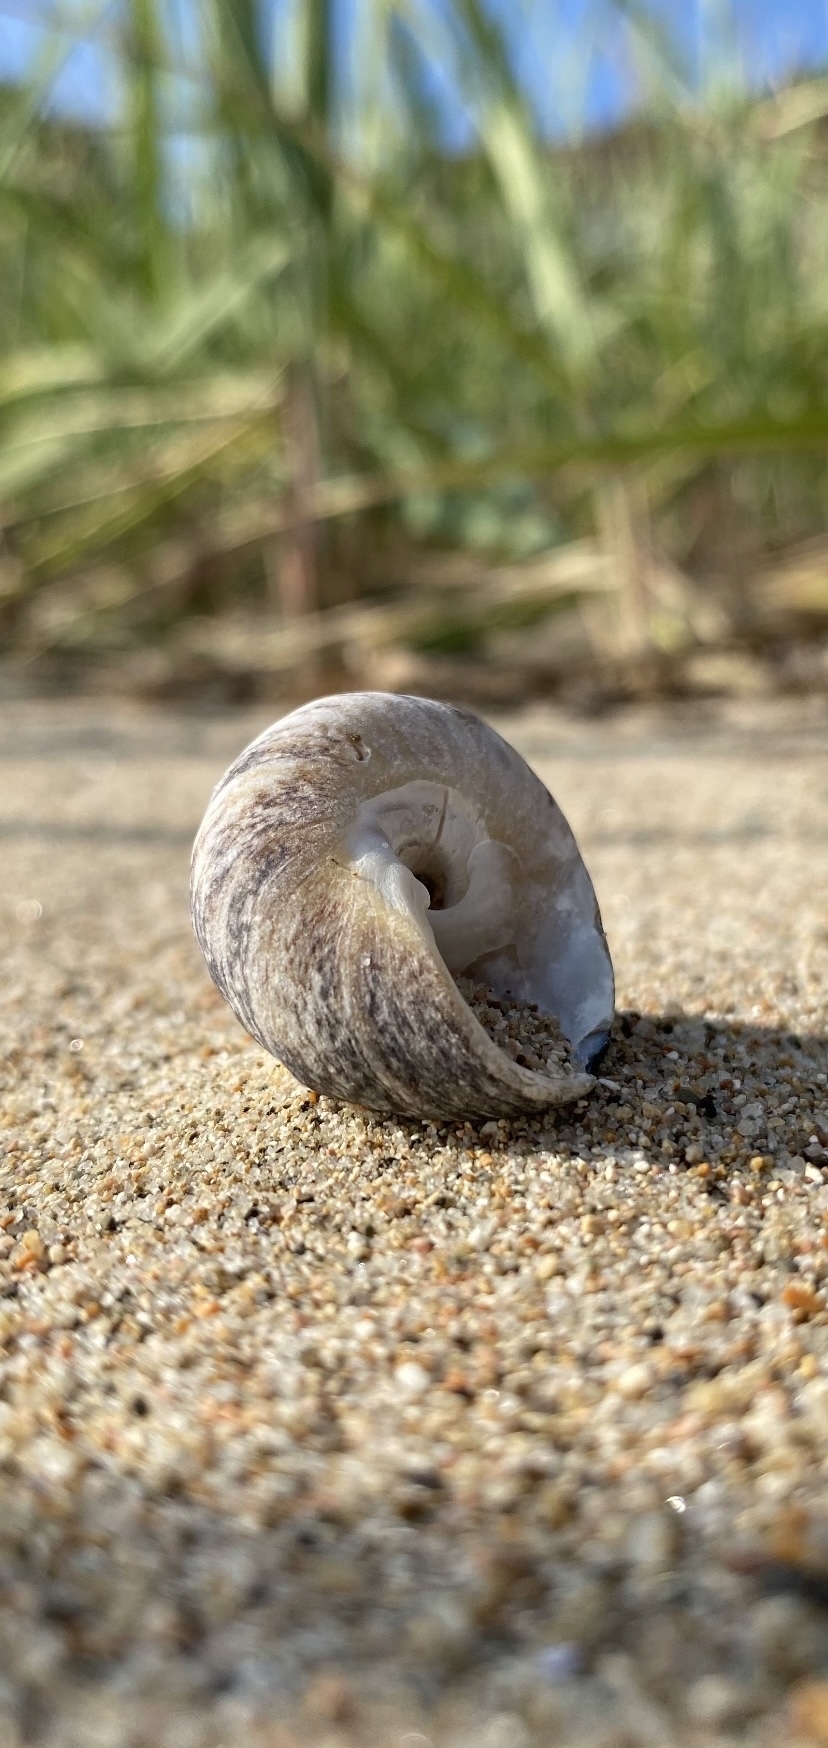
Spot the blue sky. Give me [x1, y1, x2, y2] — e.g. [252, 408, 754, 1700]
[1, 0, 827, 139]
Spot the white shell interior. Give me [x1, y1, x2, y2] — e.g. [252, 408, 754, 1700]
[345, 780, 613, 1064]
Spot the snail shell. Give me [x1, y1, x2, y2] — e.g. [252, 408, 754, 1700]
[191, 692, 614, 1121]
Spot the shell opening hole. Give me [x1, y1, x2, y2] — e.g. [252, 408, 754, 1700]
[427, 839, 519, 975]
[415, 868, 448, 911]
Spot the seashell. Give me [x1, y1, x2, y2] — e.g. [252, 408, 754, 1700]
[191, 692, 614, 1121]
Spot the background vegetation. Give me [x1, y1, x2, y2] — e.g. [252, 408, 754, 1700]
[2, 0, 828, 705]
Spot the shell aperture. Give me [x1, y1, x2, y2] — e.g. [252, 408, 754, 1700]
[190, 692, 614, 1120]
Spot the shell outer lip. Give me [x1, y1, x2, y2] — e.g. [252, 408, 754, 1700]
[573, 1026, 613, 1073]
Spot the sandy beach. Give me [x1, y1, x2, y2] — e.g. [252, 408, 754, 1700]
[1, 692, 828, 1747]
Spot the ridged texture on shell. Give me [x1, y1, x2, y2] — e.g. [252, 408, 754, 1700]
[190, 693, 613, 1120]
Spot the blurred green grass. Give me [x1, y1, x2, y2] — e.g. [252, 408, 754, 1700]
[2, 0, 828, 699]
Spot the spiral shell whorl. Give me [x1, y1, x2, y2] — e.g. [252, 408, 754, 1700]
[191, 694, 613, 1120]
